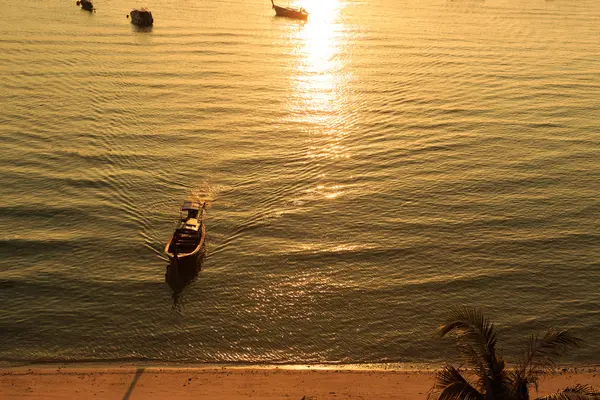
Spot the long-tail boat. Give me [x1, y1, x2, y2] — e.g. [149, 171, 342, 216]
[128, 8, 154, 26]
[76, 0, 95, 12]
[164, 201, 206, 265]
[271, 0, 308, 20]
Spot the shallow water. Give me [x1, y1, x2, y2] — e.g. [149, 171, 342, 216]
[0, 0, 599, 365]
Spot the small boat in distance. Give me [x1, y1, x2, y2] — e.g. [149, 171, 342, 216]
[127, 8, 154, 26]
[76, 0, 95, 12]
[164, 201, 206, 265]
[271, 0, 308, 20]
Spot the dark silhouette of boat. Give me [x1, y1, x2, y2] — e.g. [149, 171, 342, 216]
[165, 250, 204, 308]
[165, 253, 202, 293]
[76, 0, 95, 12]
[164, 201, 206, 266]
[271, 0, 308, 20]
[127, 8, 154, 26]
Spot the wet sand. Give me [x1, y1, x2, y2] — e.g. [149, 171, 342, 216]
[1, 366, 598, 399]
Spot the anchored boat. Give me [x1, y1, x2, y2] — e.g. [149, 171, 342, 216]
[128, 8, 154, 26]
[271, 0, 308, 20]
[164, 201, 206, 265]
[76, 0, 95, 12]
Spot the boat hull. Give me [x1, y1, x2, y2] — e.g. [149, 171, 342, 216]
[164, 223, 206, 265]
[77, 0, 94, 11]
[273, 5, 308, 20]
[130, 10, 154, 26]
[167, 250, 201, 264]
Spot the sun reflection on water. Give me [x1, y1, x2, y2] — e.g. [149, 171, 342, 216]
[297, 0, 341, 74]
[288, 0, 352, 201]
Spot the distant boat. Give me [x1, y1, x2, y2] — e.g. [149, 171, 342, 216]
[164, 201, 206, 265]
[128, 8, 154, 26]
[76, 0, 95, 12]
[271, 0, 308, 20]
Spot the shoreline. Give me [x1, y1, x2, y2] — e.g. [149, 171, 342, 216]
[2, 365, 599, 400]
[3, 361, 600, 372]
[0, 361, 440, 371]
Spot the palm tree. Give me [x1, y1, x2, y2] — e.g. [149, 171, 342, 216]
[428, 307, 599, 400]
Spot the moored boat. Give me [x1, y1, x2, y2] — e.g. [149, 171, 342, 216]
[271, 0, 308, 20]
[164, 201, 206, 265]
[128, 8, 154, 26]
[76, 0, 95, 12]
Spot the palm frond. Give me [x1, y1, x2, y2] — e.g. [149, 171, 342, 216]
[428, 365, 484, 400]
[519, 330, 582, 377]
[439, 307, 503, 378]
[439, 307, 498, 363]
[535, 384, 600, 400]
[459, 343, 494, 392]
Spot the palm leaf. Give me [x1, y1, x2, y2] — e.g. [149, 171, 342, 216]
[439, 307, 498, 365]
[460, 343, 495, 392]
[428, 365, 484, 400]
[439, 307, 511, 399]
[518, 330, 582, 381]
[535, 384, 600, 400]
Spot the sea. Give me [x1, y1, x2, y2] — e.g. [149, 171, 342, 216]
[0, 0, 599, 367]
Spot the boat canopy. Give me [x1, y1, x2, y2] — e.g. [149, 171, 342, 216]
[181, 201, 201, 211]
[184, 218, 200, 230]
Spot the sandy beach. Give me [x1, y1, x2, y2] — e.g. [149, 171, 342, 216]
[1, 366, 598, 400]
